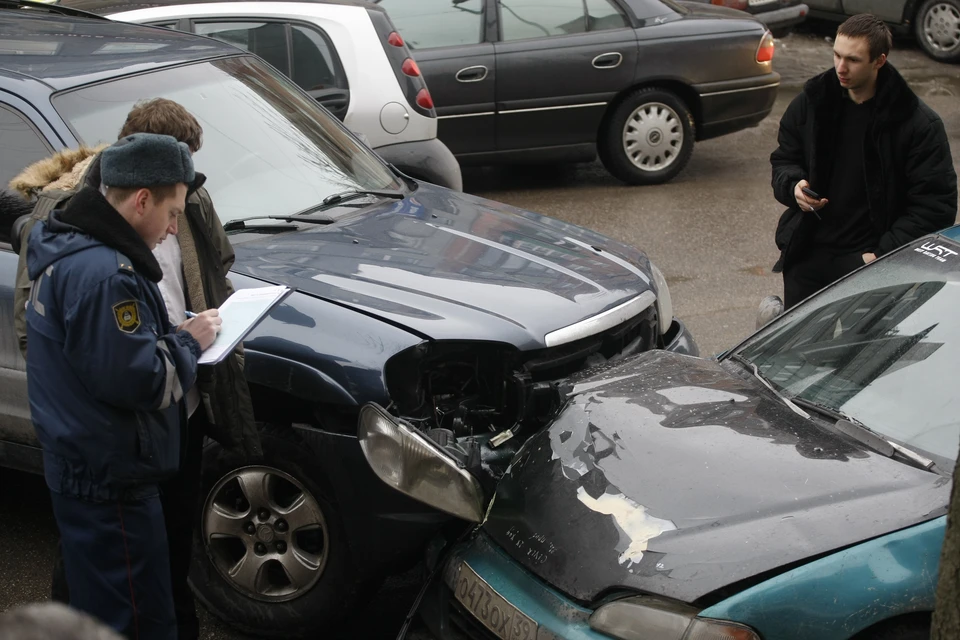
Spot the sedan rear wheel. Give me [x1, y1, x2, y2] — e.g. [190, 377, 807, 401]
[915, 0, 960, 62]
[599, 87, 695, 185]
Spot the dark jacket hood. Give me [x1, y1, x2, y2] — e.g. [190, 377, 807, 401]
[27, 187, 162, 282]
[803, 62, 919, 126]
[482, 351, 950, 605]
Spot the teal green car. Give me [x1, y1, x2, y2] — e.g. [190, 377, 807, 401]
[364, 227, 960, 640]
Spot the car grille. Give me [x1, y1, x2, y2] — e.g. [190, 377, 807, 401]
[521, 304, 658, 382]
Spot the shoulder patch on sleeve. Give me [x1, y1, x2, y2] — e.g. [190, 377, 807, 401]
[112, 300, 141, 333]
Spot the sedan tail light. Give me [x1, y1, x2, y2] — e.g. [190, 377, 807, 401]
[756, 30, 775, 63]
[711, 0, 748, 9]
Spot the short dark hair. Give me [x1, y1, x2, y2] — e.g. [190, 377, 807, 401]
[837, 13, 892, 61]
[105, 184, 180, 208]
[118, 98, 204, 153]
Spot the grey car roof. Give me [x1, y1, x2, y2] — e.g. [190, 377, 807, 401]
[0, 7, 239, 90]
[61, 0, 385, 15]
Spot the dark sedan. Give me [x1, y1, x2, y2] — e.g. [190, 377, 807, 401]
[376, 0, 781, 185]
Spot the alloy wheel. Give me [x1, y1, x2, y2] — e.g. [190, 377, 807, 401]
[622, 101, 684, 172]
[202, 465, 328, 602]
[923, 2, 960, 53]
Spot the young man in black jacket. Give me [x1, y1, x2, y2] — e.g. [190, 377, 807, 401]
[770, 13, 957, 309]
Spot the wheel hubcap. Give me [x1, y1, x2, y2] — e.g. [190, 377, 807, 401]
[202, 466, 328, 602]
[924, 3, 960, 52]
[622, 102, 684, 172]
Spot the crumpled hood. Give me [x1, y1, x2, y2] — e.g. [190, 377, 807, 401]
[232, 185, 656, 350]
[482, 351, 951, 604]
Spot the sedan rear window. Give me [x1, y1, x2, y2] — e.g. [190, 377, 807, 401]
[52, 56, 399, 224]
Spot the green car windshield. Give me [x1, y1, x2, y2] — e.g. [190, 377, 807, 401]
[53, 56, 401, 225]
[733, 238, 960, 463]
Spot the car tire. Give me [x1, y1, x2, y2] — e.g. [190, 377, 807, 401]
[598, 87, 695, 186]
[914, 0, 960, 63]
[188, 424, 371, 638]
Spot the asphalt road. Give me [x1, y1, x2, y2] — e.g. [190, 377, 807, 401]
[2, 27, 959, 640]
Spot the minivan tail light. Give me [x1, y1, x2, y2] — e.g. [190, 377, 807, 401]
[401, 58, 421, 77]
[416, 88, 434, 110]
[387, 31, 404, 47]
[711, 0, 748, 9]
[756, 30, 775, 63]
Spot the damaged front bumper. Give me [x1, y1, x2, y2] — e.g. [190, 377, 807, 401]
[416, 531, 762, 640]
[418, 532, 601, 640]
[662, 318, 698, 357]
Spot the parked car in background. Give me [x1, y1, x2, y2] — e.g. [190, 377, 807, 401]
[374, 0, 781, 185]
[806, 0, 960, 63]
[64, 0, 465, 190]
[393, 225, 960, 640]
[0, 1, 697, 636]
[686, 0, 809, 36]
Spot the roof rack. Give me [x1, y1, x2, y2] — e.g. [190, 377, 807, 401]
[0, 0, 108, 20]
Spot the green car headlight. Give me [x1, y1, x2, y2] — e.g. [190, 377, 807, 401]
[590, 596, 760, 640]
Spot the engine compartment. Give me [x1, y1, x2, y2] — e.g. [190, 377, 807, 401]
[383, 306, 659, 491]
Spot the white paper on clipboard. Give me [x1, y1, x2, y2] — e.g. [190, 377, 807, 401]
[197, 285, 290, 365]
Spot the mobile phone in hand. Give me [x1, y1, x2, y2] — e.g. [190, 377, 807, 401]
[801, 186, 821, 200]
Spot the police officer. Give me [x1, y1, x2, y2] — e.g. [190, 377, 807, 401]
[24, 133, 221, 640]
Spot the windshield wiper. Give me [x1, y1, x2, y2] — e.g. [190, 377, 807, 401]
[319, 189, 405, 209]
[791, 398, 938, 472]
[223, 214, 336, 233]
[728, 354, 811, 420]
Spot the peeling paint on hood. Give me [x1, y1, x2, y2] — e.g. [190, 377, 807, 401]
[483, 350, 950, 605]
[576, 487, 676, 568]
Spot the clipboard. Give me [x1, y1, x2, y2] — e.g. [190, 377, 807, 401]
[197, 285, 291, 365]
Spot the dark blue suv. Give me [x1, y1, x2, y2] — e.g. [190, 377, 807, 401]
[0, 2, 696, 635]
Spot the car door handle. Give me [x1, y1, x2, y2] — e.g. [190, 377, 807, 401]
[456, 65, 488, 83]
[592, 52, 623, 69]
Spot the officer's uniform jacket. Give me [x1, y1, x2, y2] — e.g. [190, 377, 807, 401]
[25, 186, 201, 501]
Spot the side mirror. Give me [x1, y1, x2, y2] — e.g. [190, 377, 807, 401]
[307, 88, 350, 121]
[756, 295, 784, 329]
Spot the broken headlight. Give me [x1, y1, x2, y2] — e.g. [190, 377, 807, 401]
[589, 596, 760, 640]
[357, 403, 485, 522]
[650, 263, 673, 337]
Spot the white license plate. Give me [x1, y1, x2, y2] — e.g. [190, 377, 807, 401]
[453, 563, 538, 640]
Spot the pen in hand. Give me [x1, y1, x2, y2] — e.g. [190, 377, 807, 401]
[184, 310, 197, 319]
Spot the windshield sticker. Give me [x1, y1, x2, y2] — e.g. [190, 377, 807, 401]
[915, 242, 958, 263]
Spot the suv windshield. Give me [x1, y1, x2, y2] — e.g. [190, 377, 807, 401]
[53, 56, 401, 224]
[733, 238, 960, 462]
